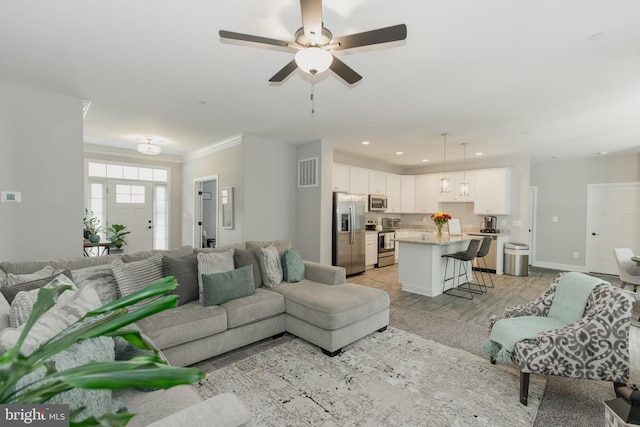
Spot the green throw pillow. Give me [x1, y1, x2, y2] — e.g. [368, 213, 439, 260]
[201, 265, 255, 306]
[282, 248, 305, 283]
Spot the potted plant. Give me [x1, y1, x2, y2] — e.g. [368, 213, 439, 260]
[0, 277, 204, 426]
[83, 209, 102, 243]
[106, 224, 130, 250]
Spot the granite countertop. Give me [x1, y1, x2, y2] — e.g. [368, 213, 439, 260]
[393, 234, 477, 246]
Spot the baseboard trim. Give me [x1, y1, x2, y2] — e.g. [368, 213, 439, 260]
[532, 261, 589, 273]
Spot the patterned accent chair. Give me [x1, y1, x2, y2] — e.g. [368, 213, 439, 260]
[488, 272, 635, 405]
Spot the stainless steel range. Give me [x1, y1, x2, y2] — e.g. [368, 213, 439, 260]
[377, 217, 401, 268]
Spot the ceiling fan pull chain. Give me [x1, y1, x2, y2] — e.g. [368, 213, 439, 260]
[310, 81, 315, 115]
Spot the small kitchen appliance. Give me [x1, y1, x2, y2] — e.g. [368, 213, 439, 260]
[481, 216, 499, 233]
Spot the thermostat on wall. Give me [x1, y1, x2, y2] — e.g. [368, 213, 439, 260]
[1, 191, 21, 203]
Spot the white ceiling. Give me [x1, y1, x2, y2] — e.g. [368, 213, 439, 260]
[2, 0, 640, 167]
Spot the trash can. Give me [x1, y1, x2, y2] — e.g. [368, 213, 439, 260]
[504, 242, 529, 276]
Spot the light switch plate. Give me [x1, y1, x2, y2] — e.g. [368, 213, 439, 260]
[1, 191, 21, 203]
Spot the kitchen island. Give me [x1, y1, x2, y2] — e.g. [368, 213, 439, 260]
[394, 234, 480, 297]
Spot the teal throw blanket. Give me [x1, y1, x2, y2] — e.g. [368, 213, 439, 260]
[485, 272, 603, 364]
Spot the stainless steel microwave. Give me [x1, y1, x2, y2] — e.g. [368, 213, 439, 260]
[369, 194, 387, 211]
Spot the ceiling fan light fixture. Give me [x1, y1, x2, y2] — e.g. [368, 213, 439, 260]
[137, 138, 161, 155]
[295, 47, 333, 75]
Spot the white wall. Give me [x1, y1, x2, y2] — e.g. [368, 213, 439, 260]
[295, 140, 333, 263]
[181, 137, 245, 247]
[0, 83, 83, 261]
[530, 152, 640, 269]
[243, 135, 297, 243]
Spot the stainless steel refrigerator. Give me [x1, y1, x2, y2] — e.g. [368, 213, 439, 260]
[332, 192, 366, 275]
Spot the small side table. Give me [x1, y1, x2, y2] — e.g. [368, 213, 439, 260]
[83, 240, 111, 257]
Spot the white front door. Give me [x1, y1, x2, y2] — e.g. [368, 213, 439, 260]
[586, 183, 640, 274]
[107, 180, 153, 254]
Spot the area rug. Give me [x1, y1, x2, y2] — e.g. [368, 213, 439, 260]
[193, 327, 546, 426]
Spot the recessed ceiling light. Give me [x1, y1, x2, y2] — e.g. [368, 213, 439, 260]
[361, 141, 370, 145]
[422, 159, 429, 162]
[596, 151, 608, 155]
[475, 152, 483, 156]
[396, 151, 403, 155]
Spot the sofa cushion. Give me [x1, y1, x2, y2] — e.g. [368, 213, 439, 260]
[0, 284, 102, 355]
[0, 255, 121, 276]
[234, 248, 263, 288]
[193, 242, 246, 255]
[5, 265, 56, 286]
[9, 274, 77, 328]
[136, 300, 227, 349]
[197, 250, 235, 302]
[271, 281, 390, 331]
[201, 265, 255, 307]
[282, 249, 305, 283]
[70, 264, 119, 305]
[246, 240, 291, 257]
[220, 288, 285, 329]
[122, 245, 194, 263]
[162, 254, 199, 306]
[257, 244, 283, 288]
[1, 270, 73, 304]
[111, 254, 164, 302]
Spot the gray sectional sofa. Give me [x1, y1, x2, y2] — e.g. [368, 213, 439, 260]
[0, 240, 390, 425]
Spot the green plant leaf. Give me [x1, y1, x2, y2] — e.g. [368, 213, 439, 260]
[71, 411, 135, 427]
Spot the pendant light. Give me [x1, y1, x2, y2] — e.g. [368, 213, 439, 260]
[137, 137, 161, 155]
[439, 133, 450, 193]
[459, 142, 470, 196]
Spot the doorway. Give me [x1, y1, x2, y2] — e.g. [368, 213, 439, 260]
[586, 183, 640, 274]
[107, 180, 153, 253]
[528, 186, 537, 266]
[194, 176, 218, 248]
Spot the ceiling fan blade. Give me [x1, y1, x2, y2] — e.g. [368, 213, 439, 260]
[331, 24, 407, 51]
[219, 30, 294, 50]
[300, 0, 323, 40]
[329, 56, 362, 85]
[269, 60, 299, 82]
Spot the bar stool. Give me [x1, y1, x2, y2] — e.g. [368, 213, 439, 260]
[474, 236, 495, 289]
[442, 239, 482, 299]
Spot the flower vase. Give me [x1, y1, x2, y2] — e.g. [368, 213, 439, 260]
[436, 224, 443, 242]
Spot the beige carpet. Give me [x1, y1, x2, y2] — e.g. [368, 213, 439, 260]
[193, 327, 545, 426]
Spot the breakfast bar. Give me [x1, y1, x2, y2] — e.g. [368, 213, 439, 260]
[394, 234, 478, 297]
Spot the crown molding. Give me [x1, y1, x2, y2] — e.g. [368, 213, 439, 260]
[182, 133, 244, 162]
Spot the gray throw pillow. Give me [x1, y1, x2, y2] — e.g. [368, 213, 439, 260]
[1, 270, 73, 304]
[5, 266, 56, 286]
[162, 254, 199, 306]
[197, 250, 235, 302]
[111, 254, 164, 304]
[70, 264, 119, 305]
[9, 274, 77, 328]
[257, 244, 283, 287]
[234, 248, 263, 288]
[282, 248, 305, 283]
[201, 265, 255, 306]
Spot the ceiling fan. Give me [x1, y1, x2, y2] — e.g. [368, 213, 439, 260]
[219, 0, 407, 85]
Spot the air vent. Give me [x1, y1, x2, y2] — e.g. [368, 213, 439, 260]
[298, 157, 318, 188]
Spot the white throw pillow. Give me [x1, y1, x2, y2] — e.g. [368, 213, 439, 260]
[197, 250, 235, 303]
[9, 274, 77, 328]
[0, 284, 102, 356]
[257, 244, 283, 287]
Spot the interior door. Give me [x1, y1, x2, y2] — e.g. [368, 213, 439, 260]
[107, 180, 153, 254]
[586, 183, 640, 274]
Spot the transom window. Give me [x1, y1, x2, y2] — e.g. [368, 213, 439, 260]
[88, 162, 167, 182]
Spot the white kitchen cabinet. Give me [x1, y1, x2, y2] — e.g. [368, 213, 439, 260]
[474, 168, 510, 215]
[385, 173, 401, 213]
[400, 175, 415, 213]
[436, 171, 476, 202]
[415, 174, 439, 213]
[349, 167, 369, 195]
[332, 164, 350, 192]
[369, 171, 386, 195]
[365, 233, 378, 268]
